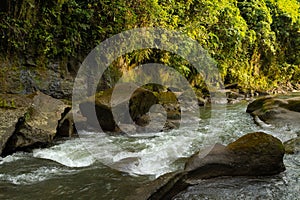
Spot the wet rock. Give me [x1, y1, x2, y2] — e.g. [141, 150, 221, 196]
[156, 91, 181, 119]
[184, 143, 232, 177]
[226, 90, 246, 104]
[131, 132, 285, 199]
[57, 107, 76, 137]
[79, 83, 158, 132]
[126, 171, 188, 200]
[118, 124, 137, 134]
[197, 96, 206, 106]
[110, 157, 140, 173]
[246, 95, 300, 130]
[284, 136, 300, 154]
[246, 95, 276, 113]
[134, 111, 178, 133]
[2, 92, 69, 155]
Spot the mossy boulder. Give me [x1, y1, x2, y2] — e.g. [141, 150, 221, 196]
[225, 132, 285, 175]
[247, 95, 300, 131]
[156, 91, 178, 103]
[79, 84, 158, 132]
[185, 132, 285, 181]
[130, 132, 286, 199]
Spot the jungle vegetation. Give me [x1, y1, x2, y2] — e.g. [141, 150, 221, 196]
[0, 0, 299, 94]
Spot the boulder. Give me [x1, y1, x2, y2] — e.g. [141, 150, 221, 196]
[185, 132, 285, 182]
[131, 132, 285, 199]
[225, 132, 285, 175]
[2, 92, 70, 155]
[0, 94, 33, 155]
[284, 136, 300, 154]
[246, 95, 300, 131]
[79, 84, 158, 132]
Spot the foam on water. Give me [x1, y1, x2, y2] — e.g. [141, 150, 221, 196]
[77, 129, 205, 177]
[0, 152, 29, 165]
[0, 166, 76, 185]
[27, 104, 246, 178]
[33, 139, 95, 167]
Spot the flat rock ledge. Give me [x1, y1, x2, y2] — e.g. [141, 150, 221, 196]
[127, 132, 285, 200]
[246, 95, 300, 131]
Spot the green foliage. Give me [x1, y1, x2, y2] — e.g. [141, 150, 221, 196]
[0, 0, 299, 93]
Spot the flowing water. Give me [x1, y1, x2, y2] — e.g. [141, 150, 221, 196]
[0, 101, 299, 199]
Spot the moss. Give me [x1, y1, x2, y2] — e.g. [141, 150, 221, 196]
[227, 132, 284, 155]
[24, 112, 31, 121]
[156, 92, 178, 104]
[10, 99, 16, 109]
[24, 106, 34, 121]
[0, 98, 17, 109]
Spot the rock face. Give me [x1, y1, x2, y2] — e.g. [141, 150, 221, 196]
[0, 94, 33, 155]
[130, 132, 285, 200]
[1, 92, 72, 156]
[246, 95, 300, 130]
[0, 62, 75, 100]
[79, 84, 158, 132]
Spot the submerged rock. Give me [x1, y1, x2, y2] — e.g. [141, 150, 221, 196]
[1, 92, 71, 156]
[130, 132, 285, 199]
[246, 95, 300, 131]
[284, 136, 300, 154]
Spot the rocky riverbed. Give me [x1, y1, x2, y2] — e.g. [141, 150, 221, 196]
[1, 91, 299, 199]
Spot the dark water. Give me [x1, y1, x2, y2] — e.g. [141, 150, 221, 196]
[0, 102, 299, 199]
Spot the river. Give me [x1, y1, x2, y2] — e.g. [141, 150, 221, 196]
[0, 101, 299, 199]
